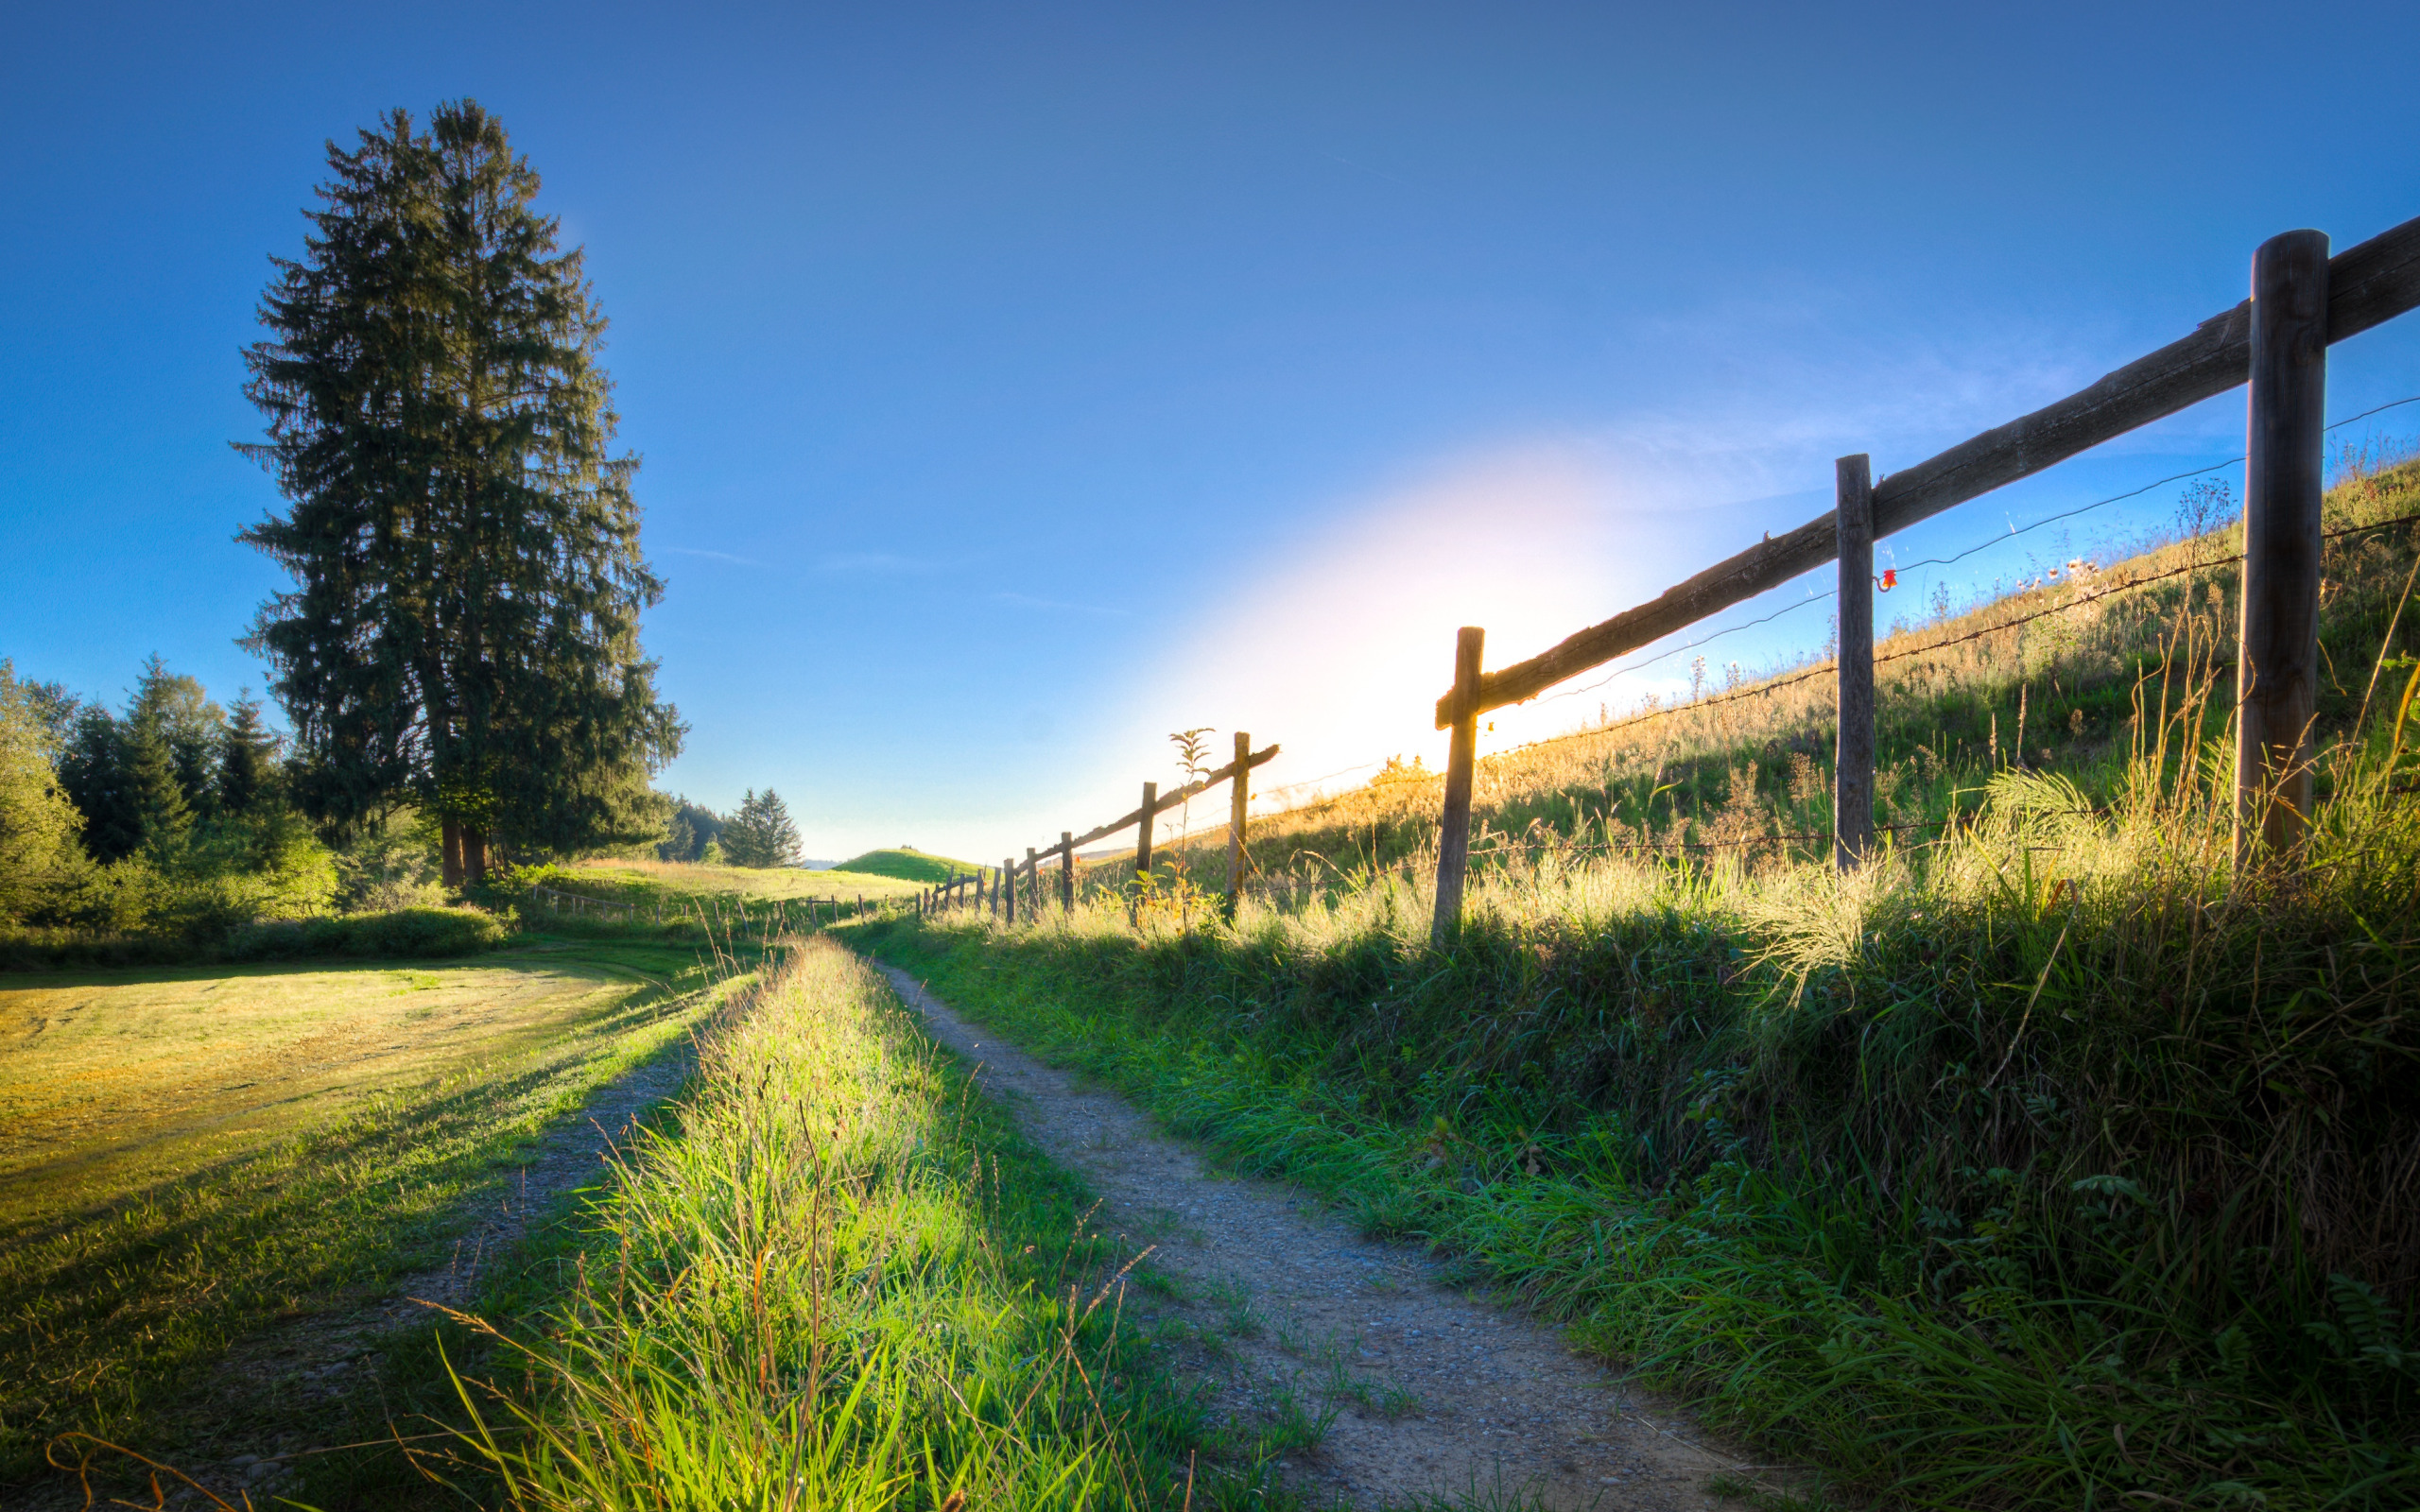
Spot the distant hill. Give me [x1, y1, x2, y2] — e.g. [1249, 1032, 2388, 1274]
[830, 848, 985, 884]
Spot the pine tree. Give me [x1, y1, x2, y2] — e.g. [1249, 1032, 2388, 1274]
[127, 657, 224, 819]
[240, 101, 681, 885]
[124, 722, 192, 859]
[58, 709, 137, 863]
[217, 696, 281, 815]
[719, 789, 802, 868]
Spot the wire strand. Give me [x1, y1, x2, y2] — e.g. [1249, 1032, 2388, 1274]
[1529, 394, 2419, 715]
[1500, 508, 2420, 756]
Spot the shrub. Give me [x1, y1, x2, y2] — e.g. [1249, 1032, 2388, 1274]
[224, 905, 508, 961]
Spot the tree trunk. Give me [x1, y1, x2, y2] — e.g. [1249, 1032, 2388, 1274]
[462, 828, 489, 887]
[441, 816, 465, 889]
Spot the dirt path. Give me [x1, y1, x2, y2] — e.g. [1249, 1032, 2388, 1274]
[874, 963, 1762, 1512]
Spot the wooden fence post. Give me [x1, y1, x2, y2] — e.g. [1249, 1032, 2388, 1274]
[1225, 730, 1251, 919]
[1429, 627, 1485, 949]
[1060, 831, 1076, 910]
[2238, 229, 2331, 866]
[1835, 453, 1876, 870]
[1136, 780, 1158, 882]
[1025, 848, 1040, 919]
[1002, 858, 1016, 924]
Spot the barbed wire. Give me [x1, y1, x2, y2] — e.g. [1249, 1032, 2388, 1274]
[1530, 393, 2420, 713]
[1496, 508, 2420, 758]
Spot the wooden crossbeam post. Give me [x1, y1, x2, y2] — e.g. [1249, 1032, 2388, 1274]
[1430, 627, 1485, 948]
[1835, 454, 1876, 870]
[1060, 831, 1076, 910]
[2237, 229, 2330, 866]
[1136, 781, 1158, 879]
[1225, 730, 1251, 920]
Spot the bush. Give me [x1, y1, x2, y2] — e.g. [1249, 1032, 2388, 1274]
[224, 906, 509, 961]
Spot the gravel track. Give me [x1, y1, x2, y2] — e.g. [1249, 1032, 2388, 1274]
[873, 961, 1764, 1512]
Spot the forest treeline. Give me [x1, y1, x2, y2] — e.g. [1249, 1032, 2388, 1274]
[0, 653, 808, 950]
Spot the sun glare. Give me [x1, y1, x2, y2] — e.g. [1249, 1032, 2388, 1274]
[1126, 443, 1697, 803]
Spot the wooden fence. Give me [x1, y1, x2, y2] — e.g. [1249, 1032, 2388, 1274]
[1423, 216, 2420, 943]
[915, 216, 2420, 947]
[918, 733, 1279, 921]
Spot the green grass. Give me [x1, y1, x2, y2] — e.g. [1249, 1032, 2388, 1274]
[344, 938, 1315, 1512]
[849, 725, 2420, 1507]
[0, 929, 742, 1493]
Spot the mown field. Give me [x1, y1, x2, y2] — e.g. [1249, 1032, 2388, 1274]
[0, 927, 742, 1498]
[851, 458, 2420, 1509]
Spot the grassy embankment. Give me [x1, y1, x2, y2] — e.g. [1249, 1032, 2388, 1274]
[0, 924, 749, 1496]
[564, 854, 938, 903]
[855, 459, 2420, 1509]
[298, 937, 1322, 1512]
[828, 847, 988, 884]
[529, 855, 939, 944]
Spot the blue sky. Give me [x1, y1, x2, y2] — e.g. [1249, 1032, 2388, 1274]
[6, 1, 2420, 862]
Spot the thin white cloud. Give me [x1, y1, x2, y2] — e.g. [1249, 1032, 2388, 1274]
[818, 551, 943, 575]
[665, 545, 758, 566]
[994, 591, 1124, 617]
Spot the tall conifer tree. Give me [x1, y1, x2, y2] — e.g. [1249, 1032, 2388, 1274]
[240, 102, 680, 883]
[217, 696, 280, 815]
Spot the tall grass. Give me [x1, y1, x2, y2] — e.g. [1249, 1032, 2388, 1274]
[855, 455, 2420, 1506]
[422, 938, 1208, 1511]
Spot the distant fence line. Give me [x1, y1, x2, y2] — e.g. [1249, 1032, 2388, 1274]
[917, 736, 1278, 923]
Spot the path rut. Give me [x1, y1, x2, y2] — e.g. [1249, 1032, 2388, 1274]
[874, 963, 1761, 1512]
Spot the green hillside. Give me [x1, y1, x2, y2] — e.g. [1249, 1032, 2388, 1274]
[865, 455, 2420, 1510]
[830, 847, 984, 884]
